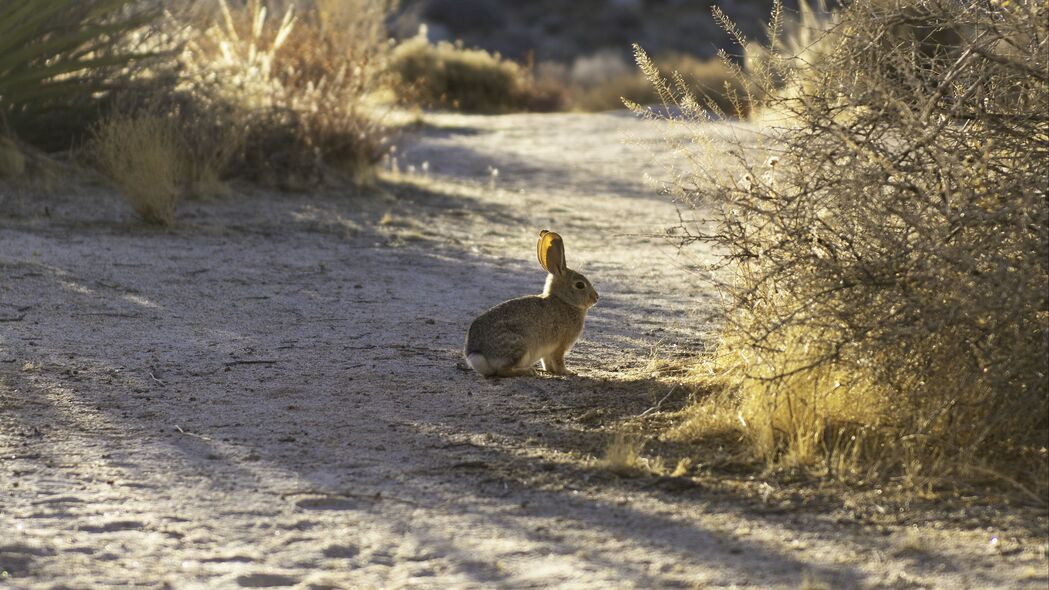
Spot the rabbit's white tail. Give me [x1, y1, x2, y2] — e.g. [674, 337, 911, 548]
[465, 353, 495, 377]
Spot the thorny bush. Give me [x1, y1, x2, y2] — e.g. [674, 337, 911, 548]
[638, 0, 1048, 499]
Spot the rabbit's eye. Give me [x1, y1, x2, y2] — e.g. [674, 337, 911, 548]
[574, 281, 585, 289]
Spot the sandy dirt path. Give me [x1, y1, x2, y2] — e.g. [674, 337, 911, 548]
[1, 112, 1046, 589]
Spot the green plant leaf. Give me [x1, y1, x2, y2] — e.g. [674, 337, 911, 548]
[0, 0, 161, 148]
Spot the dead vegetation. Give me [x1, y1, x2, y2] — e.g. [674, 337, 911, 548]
[89, 114, 183, 226]
[166, 0, 392, 190]
[637, 0, 1049, 500]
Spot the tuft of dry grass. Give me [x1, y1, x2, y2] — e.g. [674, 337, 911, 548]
[891, 526, 930, 557]
[174, 101, 246, 200]
[668, 327, 893, 480]
[89, 115, 183, 225]
[601, 434, 645, 475]
[639, 0, 1049, 499]
[600, 434, 667, 477]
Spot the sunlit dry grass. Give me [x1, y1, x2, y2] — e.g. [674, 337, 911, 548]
[172, 0, 390, 187]
[638, 0, 1049, 499]
[598, 434, 673, 477]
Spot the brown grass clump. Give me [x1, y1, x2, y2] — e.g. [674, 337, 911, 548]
[175, 102, 245, 200]
[90, 115, 183, 226]
[601, 434, 647, 475]
[641, 0, 1049, 499]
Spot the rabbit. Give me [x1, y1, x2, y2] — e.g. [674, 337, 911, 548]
[464, 230, 599, 377]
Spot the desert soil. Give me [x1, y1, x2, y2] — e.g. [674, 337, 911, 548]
[1, 112, 1046, 589]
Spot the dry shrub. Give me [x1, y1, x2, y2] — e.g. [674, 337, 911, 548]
[90, 115, 183, 225]
[644, 0, 1049, 498]
[741, 0, 840, 120]
[389, 30, 562, 113]
[171, 0, 392, 188]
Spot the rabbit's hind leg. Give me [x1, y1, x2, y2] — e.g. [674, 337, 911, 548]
[487, 337, 537, 378]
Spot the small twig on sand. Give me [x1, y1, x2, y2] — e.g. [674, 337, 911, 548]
[280, 490, 425, 507]
[225, 360, 279, 367]
[638, 386, 677, 418]
[0, 314, 26, 322]
[173, 425, 213, 441]
[149, 372, 167, 386]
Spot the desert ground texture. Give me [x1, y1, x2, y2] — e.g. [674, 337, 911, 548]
[1, 113, 1046, 589]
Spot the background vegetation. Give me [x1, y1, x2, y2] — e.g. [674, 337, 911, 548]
[640, 0, 1048, 500]
[0, 0, 750, 223]
[388, 31, 750, 114]
[388, 30, 550, 112]
[1, 0, 392, 222]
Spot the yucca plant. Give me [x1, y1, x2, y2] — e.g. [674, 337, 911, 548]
[0, 0, 160, 149]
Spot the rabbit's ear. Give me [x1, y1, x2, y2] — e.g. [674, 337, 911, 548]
[537, 230, 566, 275]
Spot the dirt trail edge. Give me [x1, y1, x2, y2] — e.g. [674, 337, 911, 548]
[1, 113, 1046, 589]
